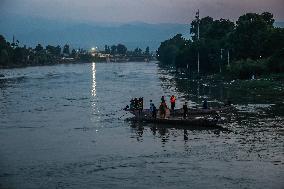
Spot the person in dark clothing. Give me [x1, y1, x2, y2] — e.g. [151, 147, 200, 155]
[202, 99, 208, 109]
[159, 102, 166, 119]
[152, 105, 157, 118]
[183, 102, 188, 119]
[161, 96, 165, 103]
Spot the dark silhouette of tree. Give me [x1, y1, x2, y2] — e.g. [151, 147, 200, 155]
[231, 12, 274, 60]
[133, 47, 142, 56]
[117, 44, 127, 55]
[145, 46, 150, 56]
[158, 11, 284, 77]
[35, 44, 44, 53]
[111, 45, 117, 55]
[157, 34, 185, 65]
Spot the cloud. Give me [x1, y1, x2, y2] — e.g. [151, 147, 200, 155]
[1, 0, 284, 23]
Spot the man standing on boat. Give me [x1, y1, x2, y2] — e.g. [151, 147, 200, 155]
[159, 102, 167, 119]
[161, 96, 165, 103]
[183, 102, 188, 119]
[170, 95, 176, 111]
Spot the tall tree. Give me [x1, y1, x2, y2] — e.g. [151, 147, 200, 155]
[157, 34, 185, 65]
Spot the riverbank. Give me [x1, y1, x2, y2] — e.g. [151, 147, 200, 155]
[159, 66, 284, 115]
[0, 58, 85, 70]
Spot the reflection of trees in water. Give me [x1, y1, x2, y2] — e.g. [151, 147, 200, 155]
[158, 67, 228, 106]
[0, 79, 8, 90]
[157, 66, 281, 106]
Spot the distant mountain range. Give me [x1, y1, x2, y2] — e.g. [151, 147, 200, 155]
[0, 15, 283, 51]
[0, 15, 190, 51]
[274, 22, 284, 28]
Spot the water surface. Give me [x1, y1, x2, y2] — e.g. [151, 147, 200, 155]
[0, 62, 283, 189]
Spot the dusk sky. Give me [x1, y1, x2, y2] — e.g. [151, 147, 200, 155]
[1, 0, 284, 23]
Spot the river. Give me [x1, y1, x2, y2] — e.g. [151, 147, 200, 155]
[0, 62, 283, 189]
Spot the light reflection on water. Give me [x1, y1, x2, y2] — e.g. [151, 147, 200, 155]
[0, 62, 283, 189]
[91, 62, 96, 98]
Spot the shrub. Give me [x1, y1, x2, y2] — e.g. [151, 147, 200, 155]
[267, 48, 284, 73]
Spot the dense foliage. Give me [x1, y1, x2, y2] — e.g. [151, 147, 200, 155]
[157, 12, 284, 79]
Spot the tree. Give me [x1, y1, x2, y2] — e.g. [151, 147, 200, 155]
[263, 27, 284, 57]
[117, 44, 127, 55]
[134, 47, 143, 56]
[190, 16, 214, 42]
[35, 44, 44, 53]
[111, 45, 117, 55]
[0, 49, 9, 66]
[157, 34, 185, 65]
[231, 12, 274, 60]
[145, 46, 150, 56]
[0, 35, 11, 66]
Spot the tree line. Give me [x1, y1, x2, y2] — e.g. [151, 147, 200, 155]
[104, 44, 151, 57]
[157, 12, 284, 79]
[0, 36, 95, 68]
[0, 35, 154, 68]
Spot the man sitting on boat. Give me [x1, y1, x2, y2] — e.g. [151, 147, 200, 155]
[150, 100, 157, 118]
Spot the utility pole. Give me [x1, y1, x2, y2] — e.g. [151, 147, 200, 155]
[196, 9, 200, 75]
[227, 50, 230, 67]
[220, 48, 224, 73]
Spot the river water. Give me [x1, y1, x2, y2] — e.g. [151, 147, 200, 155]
[0, 62, 283, 189]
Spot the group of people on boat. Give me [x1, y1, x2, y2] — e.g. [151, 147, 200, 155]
[125, 95, 232, 120]
[125, 95, 193, 119]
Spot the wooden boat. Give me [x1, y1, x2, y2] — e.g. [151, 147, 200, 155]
[172, 106, 235, 116]
[125, 109, 221, 128]
[127, 116, 219, 128]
